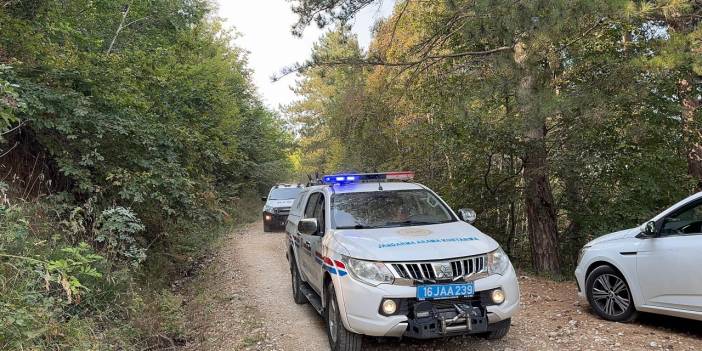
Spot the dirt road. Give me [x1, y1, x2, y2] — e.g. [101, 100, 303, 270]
[182, 221, 702, 351]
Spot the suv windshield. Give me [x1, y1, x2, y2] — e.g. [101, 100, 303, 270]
[269, 187, 301, 200]
[332, 190, 455, 229]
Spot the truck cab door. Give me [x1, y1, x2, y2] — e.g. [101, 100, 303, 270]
[306, 192, 327, 294]
[298, 192, 321, 285]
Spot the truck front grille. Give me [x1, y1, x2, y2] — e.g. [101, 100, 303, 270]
[390, 255, 487, 283]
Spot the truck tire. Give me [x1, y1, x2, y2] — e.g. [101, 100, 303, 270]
[326, 283, 362, 351]
[263, 222, 272, 232]
[290, 260, 306, 305]
[483, 318, 511, 340]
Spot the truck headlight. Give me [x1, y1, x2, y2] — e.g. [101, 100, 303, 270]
[263, 205, 273, 213]
[343, 256, 394, 286]
[488, 247, 510, 275]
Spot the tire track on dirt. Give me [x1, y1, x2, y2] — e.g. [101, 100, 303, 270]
[233, 222, 329, 351]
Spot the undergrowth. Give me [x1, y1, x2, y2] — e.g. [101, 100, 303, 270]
[0, 188, 262, 350]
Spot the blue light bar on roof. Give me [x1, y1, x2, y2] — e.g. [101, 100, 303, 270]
[321, 171, 414, 184]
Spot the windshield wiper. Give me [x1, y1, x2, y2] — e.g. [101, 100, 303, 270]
[384, 220, 440, 227]
[336, 224, 377, 229]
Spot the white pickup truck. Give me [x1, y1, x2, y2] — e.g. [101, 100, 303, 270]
[285, 172, 520, 351]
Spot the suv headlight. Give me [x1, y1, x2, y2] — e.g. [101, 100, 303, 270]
[263, 205, 273, 213]
[343, 256, 394, 286]
[487, 247, 511, 275]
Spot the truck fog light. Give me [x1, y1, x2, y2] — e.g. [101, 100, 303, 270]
[491, 289, 505, 304]
[381, 299, 397, 315]
[264, 214, 272, 221]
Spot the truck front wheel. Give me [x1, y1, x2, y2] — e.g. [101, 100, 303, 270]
[482, 318, 511, 340]
[325, 283, 362, 351]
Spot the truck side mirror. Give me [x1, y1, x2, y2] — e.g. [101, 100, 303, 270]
[458, 208, 477, 224]
[261, 196, 267, 201]
[298, 218, 318, 235]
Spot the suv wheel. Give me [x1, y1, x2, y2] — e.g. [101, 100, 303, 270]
[483, 318, 511, 340]
[585, 265, 637, 322]
[290, 260, 306, 305]
[263, 222, 272, 232]
[326, 283, 362, 351]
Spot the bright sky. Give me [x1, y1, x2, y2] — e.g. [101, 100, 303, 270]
[216, 1, 395, 111]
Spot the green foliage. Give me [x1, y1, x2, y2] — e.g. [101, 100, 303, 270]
[0, 65, 23, 136]
[155, 290, 186, 338]
[0, 0, 291, 349]
[0, 204, 107, 349]
[289, 0, 700, 271]
[45, 243, 104, 304]
[95, 207, 146, 267]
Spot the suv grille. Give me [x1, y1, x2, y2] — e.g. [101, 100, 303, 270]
[273, 207, 290, 215]
[390, 255, 487, 282]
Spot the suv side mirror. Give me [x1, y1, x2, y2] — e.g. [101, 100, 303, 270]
[458, 208, 477, 224]
[641, 220, 658, 237]
[298, 218, 318, 235]
[261, 196, 267, 201]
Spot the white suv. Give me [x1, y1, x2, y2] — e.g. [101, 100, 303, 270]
[575, 192, 702, 322]
[285, 172, 520, 351]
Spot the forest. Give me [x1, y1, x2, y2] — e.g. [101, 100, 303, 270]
[286, 0, 701, 274]
[0, 0, 290, 349]
[0, 0, 701, 349]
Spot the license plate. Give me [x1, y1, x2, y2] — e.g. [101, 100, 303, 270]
[416, 283, 474, 300]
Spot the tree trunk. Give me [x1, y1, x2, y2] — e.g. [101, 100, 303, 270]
[515, 42, 561, 274]
[522, 125, 561, 274]
[679, 78, 702, 190]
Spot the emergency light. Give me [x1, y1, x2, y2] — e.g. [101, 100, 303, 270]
[321, 171, 414, 185]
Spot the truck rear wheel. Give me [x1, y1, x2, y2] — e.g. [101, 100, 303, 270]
[326, 283, 362, 351]
[290, 260, 306, 305]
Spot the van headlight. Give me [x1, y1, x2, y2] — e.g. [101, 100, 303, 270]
[487, 247, 511, 275]
[343, 256, 394, 286]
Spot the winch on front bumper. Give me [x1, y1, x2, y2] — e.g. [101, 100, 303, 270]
[405, 300, 487, 338]
[405, 301, 488, 339]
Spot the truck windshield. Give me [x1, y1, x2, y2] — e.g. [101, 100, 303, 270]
[332, 190, 455, 229]
[269, 188, 301, 200]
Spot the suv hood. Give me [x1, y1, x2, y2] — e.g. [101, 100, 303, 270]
[266, 199, 295, 208]
[332, 221, 499, 261]
[587, 227, 639, 247]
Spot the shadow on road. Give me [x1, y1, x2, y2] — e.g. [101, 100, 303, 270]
[635, 312, 702, 338]
[581, 305, 702, 338]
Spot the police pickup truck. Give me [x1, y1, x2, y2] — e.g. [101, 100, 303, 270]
[285, 172, 520, 351]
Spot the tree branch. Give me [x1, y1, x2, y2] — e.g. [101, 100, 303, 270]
[106, 4, 130, 54]
[1, 120, 26, 136]
[273, 45, 512, 81]
[124, 15, 150, 29]
[385, 0, 410, 52]
[557, 17, 606, 53]
[0, 141, 18, 158]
